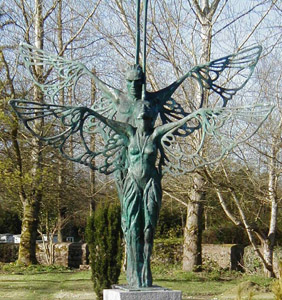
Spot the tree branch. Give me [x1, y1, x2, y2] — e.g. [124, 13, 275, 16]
[212, 1, 267, 38]
[43, 0, 60, 21]
[60, 0, 102, 55]
[163, 190, 188, 208]
[239, 0, 279, 49]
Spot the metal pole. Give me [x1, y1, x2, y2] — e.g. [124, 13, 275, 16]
[142, 0, 148, 99]
[135, 0, 141, 65]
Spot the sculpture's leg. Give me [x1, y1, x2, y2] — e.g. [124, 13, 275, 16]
[125, 229, 143, 287]
[142, 226, 153, 287]
[141, 177, 162, 287]
[121, 176, 144, 287]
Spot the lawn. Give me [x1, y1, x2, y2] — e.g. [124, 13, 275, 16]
[0, 270, 95, 300]
[0, 263, 276, 300]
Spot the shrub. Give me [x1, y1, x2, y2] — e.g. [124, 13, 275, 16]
[0, 243, 19, 263]
[202, 225, 249, 244]
[86, 204, 122, 300]
[0, 209, 21, 234]
[155, 205, 185, 239]
[244, 246, 282, 276]
[272, 262, 282, 300]
[0, 262, 70, 274]
[152, 238, 183, 264]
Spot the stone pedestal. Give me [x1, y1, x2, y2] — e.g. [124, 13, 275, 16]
[103, 286, 182, 300]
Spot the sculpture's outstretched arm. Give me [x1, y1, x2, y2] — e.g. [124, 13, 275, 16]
[148, 71, 191, 104]
[10, 98, 132, 139]
[153, 109, 200, 139]
[83, 68, 121, 103]
[155, 104, 274, 141]
[83, 106, 133, 137]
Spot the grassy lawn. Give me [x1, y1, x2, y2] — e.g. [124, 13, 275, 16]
[0, 263, 276, 300]
[0, 270, 94, 300]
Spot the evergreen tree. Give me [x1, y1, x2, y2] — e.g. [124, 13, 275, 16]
[86, 204, 122, 300]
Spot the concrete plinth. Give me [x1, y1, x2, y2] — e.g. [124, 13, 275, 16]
[103, 287, 182, 300]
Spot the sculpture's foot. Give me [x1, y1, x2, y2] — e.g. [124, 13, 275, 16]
[126, 274, 152, 288]
[142, 282, 152, 288]
[142, 277, 152, 287]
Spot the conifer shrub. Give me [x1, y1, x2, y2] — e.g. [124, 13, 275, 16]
[86, 204, 122, 300]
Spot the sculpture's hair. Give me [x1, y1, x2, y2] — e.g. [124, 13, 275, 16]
[125, 64, 144, 81]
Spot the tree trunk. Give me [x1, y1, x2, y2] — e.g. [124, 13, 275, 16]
[18, 0, 44, 265]
[18, 200, 40, 264]
[183, 0, 216, 272]
[57, 160, 64, 242]
[182, 0, 222, 272]
[263, 143, 279, 277]
[183, 174, 205, 271]
[56, 0, 65, 242]
[57, 207, 64, 243]
[89, 68, 97, 214]
[262, 240, 275, 278]
[17, 117, 43, 265]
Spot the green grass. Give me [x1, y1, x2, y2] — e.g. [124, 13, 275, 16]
[0, 270, 94, 300]
[120, 263, 275, 300]
[0, 263, 276, 300]
[0, 262, 71, 275]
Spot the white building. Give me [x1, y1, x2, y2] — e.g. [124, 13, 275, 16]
[13, 235, 21, 243]
[0, 233, 19, 243]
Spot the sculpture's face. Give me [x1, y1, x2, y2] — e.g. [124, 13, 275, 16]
[126, 79, 143, 99]
[126, 64, 144, 100]
[135, 100, 156, 132]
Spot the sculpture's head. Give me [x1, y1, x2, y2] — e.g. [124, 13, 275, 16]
[135, 100, 157, 132]
[126, 64, 144, 100]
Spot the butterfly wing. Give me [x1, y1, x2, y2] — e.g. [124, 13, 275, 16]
[149, 46, 262, 138]
[160, 104, 274, 176]
[19, 43, 118, 119]
[157, 97, 192, 137]
[9, 100, 127, 175]
[189, 45, 262, 107]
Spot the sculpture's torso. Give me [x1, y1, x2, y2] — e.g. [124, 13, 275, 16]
[127, 132, 158, 188]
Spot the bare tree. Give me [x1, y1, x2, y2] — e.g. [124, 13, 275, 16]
[0, 0, 102, 264]
[205, 52, 281, 277]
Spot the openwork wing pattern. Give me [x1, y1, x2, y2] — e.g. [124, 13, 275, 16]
[157, 97, 191, 137]
[15, 44, 271, 177]
[161, 104, 274, 175]
[20, 44, 92, 104]
[150, 46, 262, 139]
[189, 45, 262, 107]
[10, 100, 127, 175]
[20, 43, 118, 119]
[19, 43, 121, 143]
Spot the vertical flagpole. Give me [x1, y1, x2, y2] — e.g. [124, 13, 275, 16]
[142, 0, 149, 100]
[135, 0, 141, 65]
